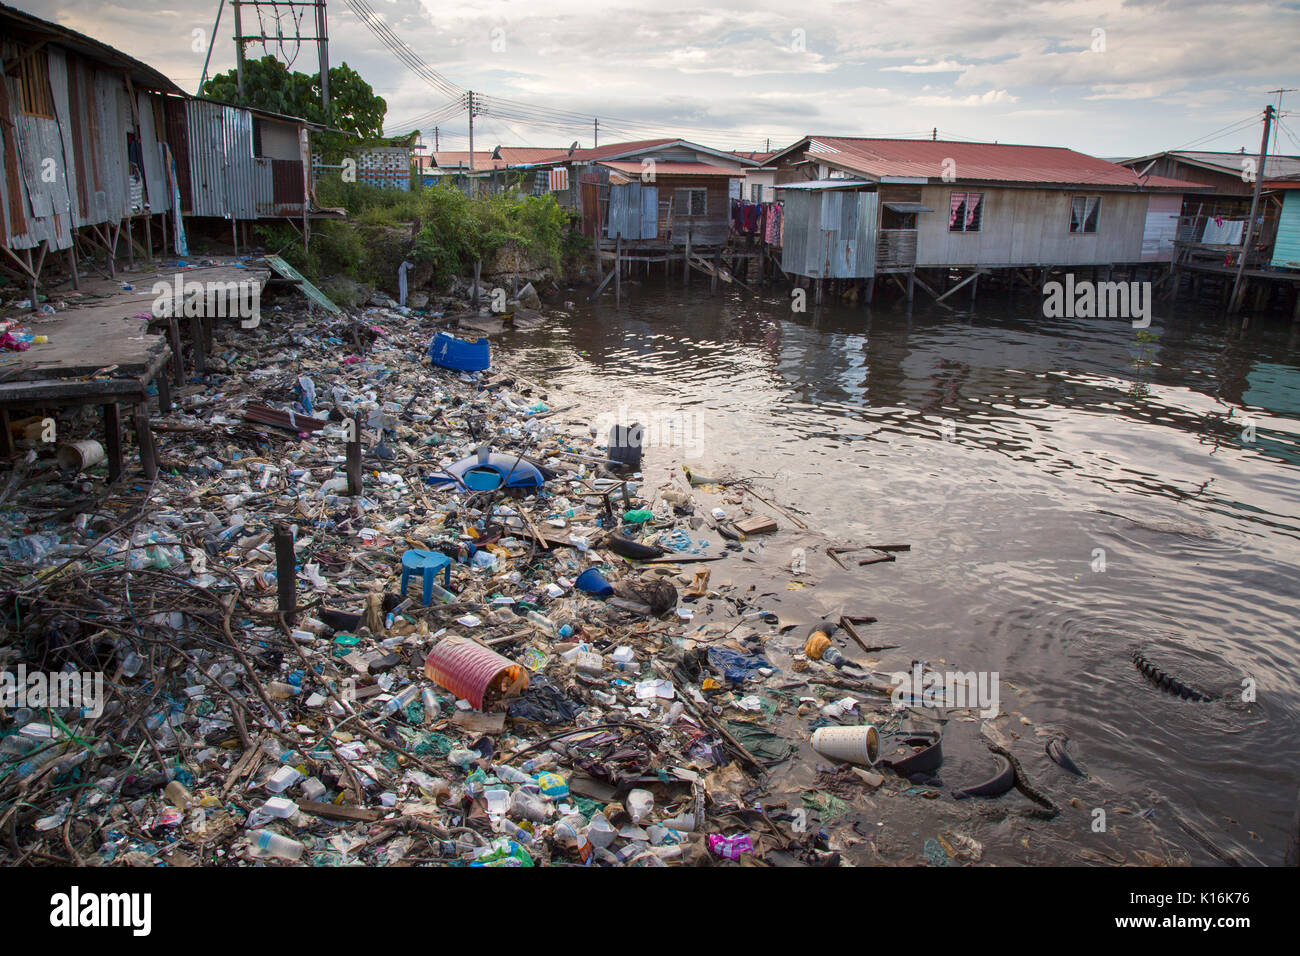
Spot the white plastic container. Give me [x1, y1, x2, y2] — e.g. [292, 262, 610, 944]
[810, 724, 880, 766]
[249, 829, 304, 861]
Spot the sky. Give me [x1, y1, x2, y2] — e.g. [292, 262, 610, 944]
[13, 0, 1300, 159]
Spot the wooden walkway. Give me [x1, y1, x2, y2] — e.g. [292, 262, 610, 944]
[1, 262, 270, 478]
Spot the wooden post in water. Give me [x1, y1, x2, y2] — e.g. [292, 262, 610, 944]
[684, 226, 692, 283]
[275, 523, 297, 624]
[615, 235, 622, 307]
[346, 412, 363, 496]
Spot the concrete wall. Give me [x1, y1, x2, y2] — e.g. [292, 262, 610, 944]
[915, 185, 1150, 267]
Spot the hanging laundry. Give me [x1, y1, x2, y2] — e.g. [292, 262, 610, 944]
[764, 202, 783, 245]
[548, 167, 569, 192]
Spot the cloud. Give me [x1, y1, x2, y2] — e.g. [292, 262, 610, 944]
[8, 0, 1297, 157]
[881, 59, 967, 73]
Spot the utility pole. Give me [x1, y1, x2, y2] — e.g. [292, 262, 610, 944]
[233, 0, 245, 95]
[316, 0, 330, 111]
[1267, 88, 1296, 155]
[434, 126, 439, 151]
[467, 91, 476, 195]
[593, 118, 598, 148]
[198, 0, 226, 94]
[1229, 104, 1274, 313]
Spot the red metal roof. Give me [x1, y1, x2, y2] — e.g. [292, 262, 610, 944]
[531, 138, 678, 165]
[424, 148, 565, 171]
[598, 160, 737, 177]
[793, 137, 1204, 190]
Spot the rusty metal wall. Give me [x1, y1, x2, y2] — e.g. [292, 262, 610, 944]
[182, 99, 304, 219]
[781, 188, 877, 278]
[1, 41, 171, 252]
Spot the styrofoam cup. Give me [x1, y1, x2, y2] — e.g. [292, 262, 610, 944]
[811, 724, 880, 766]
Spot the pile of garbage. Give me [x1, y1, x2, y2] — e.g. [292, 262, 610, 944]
[0, 289, 865, 867]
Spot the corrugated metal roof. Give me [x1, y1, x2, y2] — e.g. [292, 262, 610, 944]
[532, 138, 760, 168]
[782, 136, 1204, 190]
[1122, 149, 1300, 183]
[598, 161, 737, 177]
[0, 2, 182, 94]
[774, 179, 873, 190]
[425, 147, 564, 171]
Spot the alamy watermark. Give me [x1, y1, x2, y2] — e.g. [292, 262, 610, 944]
[1042, 273, 1151, 328]
[890, 662, 1000, 718]
[592, 404, 706, 457]
[2, 665, 103, 718]
[151, 274, 262, 329]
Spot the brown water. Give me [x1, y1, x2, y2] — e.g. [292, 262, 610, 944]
[508, 282, 1300, 865]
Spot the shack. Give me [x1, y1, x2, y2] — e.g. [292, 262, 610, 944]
[164, 97, 316, 250]
[0, 1, 184, 294]
[529, 139, 759, 247]
[767, 136, 1201, 303]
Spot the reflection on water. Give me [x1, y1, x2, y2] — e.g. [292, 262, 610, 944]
[509, 285, 1300, 864]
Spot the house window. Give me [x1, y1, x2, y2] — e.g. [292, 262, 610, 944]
[252, 119, 264, 158]
[676, 188, 707, 217]
[750, 184, 763, 202]
[949, 192, 983, 232]
[1070, 196, 1101, 233]
[17, 47, 55, 118]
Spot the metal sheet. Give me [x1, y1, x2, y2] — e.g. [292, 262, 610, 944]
[780, 188, 877, 279]
[266, 254, 341, 313]
[640, 184, 658, 239]
[136, 91, 169, 214]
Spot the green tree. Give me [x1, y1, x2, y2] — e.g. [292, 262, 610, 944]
[199, 56, 387, 154]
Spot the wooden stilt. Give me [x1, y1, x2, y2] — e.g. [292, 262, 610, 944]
[346, 412, 363, 496]
[133, 404, 157, 479]
[103, 403, 123, 482]
[275, 524, 298, 624]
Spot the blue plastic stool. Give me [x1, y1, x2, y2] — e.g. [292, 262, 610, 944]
[400, 549, 452, 606]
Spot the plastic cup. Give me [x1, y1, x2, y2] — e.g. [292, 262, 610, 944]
[811, 724, 880, 766]
[575, 568, 614, 597]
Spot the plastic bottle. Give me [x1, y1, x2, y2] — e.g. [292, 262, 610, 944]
[422, 688, 442, 723]
[510, 789, 549, 822]
[383, 684, 420, 715]
[498, 818, 535, 845]
[520, 752, 557, 773]
[426, 581, 457, 604]
[627, 788, 654, 823]
[552, 813, 585, 847]
[249, 829, 304, 861]
[524, 609, 556, 635]
[493, 764, 531, 785]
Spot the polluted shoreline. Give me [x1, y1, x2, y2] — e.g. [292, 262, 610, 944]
[2, 260, 1277, 868]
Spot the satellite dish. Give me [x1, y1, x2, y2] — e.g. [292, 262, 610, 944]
[491, 146, 502, 159]
[568, 140, 578, 155]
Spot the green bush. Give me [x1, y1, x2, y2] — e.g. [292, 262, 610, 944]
[279, 177, 572, 287]
[411, 184, 568, 287]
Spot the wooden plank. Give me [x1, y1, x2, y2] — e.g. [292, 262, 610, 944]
[297, 799, 382, 823]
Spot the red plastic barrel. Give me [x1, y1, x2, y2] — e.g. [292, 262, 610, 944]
[424, 637, 527, 710]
